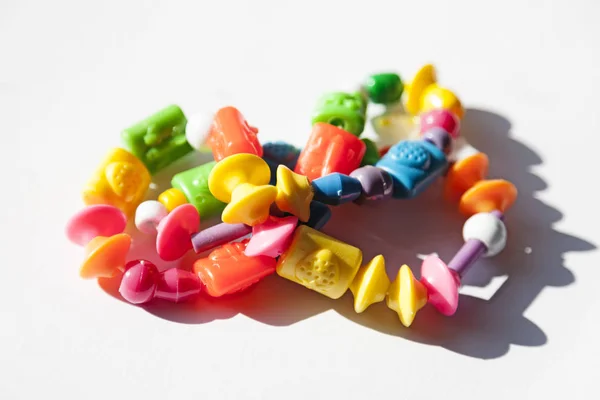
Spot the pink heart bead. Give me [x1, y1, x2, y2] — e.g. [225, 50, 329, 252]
[65, 205, 127, 246]
[244, 216, 298, 258]
[420, 255, 460, 316]
[155, 268, 203, 303]
[156, 204, 200, 261]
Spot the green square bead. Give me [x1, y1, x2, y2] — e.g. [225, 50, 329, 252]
[311, 92, 367, 136]
[171, 161, 226, 219]
[360, 138, 381, 166]
[364, 73, 404, 104]
[121, 105, 192, 175]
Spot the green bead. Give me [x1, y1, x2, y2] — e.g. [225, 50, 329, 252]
[121, 105, 192, 175]
[364, 73, 404, 104]
[311, 92, 367, 136]
[360, 138, 381, 166]
[171, 161, 226, 219]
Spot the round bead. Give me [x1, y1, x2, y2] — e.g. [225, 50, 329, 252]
[158, 188, 188, 212]
[423, 127, 452, 154]
[185, 112, 214, 151]
[419, 109, 460, 138]
[135, 201, 168, 235]
[119, 260, 160, 304]
[350, 166, 394, 203]
[462, 212, 507, 257]
[364, 73, 404, 104]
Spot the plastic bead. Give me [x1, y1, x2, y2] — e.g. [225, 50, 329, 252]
[364, 73, 404, 104]
[422, 127, 452, 154]
[245, 216, 298, 258]
[350, 166, 394, 203]
[66, 205, 127, 246]
[419, 109, 460, 139]
[311, 173, 362, 205]
[156, 204, 200, 261]
[263, 141, 301, 170]
[295, 122, 366, 181]
[404, 64, 437, 116]
[207, 106, 262, 162]
[420, 255, 460, 316]
[185, 111, 214, 151]
[421, 85, 464, 120]
[376, 140, 448, 199]
[121, 105, 191, 174]
[193, 240, 276, 297]
[462, 212, 507, 257]
[459, 179, 517, 216]
[360, 138, 381, 166]
[311, 92, 367, 136]
[371, 113, 418, 147]
[404, 64, 464, 119]
[82, 148, 151, 218]
[444, 152, 489, 201]
[135, 200, 169, 235]
[349, 255, 390, 313]
[191, 222, 252, 254]
[156, 268, 204, 303]
[171, 161, 226, 220]
[276, 225, 363, 299]
[303, 201, 331, 230]
[386, 264, 428, 327]
[158, 188, 188, 212]
[80, 233, 131, 279]
[274, 165, 313, 222]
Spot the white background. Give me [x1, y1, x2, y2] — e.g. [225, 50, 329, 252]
[2, 0, 599, 398]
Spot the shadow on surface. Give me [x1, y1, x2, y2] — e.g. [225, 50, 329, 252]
[99, 108, 596, 359]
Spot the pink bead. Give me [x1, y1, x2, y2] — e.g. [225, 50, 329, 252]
[156, 204, 200, 261]
[65, 205, 127, 246]
[119, 260, 160, 304]
[156, 268, 203, 303]
[420, 255, 460, 316]
[244, 216, 298, 258]
[419, 109, 460, 139]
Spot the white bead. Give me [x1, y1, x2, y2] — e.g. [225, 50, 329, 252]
[135, 201, 168, 234]
[462, 212, 507, 257]
[185, 112, 214, 151]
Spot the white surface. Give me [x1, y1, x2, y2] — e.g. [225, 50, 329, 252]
[2, 0, 599, 398]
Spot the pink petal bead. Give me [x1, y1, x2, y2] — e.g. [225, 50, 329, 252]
[419, 109, 460, 139]
[156, 204, 200, 261]
[244, 216, 298, 258]
[420, 255, 460, 316]
[119, 260, 160, 304]
[156, 268, 203, 303]
[65, 205, 127, 246]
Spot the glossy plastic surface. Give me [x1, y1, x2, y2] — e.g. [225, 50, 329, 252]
[462, 212, 507, 257]
[66, 205, 127, 246]
[119, 259, 160, 304]
[245, 216, 298, 258]
[349, 166, 394, 203]
[221, 183, 277, 226]
[158, 188, 188, 212]
[311, 173, 362, 205]
[121, 105, 191, 174]
[295, 122, 366, 181]
[191, 222, 252, 254]
[364, 73, 404, 104]
[208, 154, 271, 203]
[421, 84, 465, 119]
[185, 111, 214, 151]
[404, 64, 437, 116]
[80, 233, 131, 279]
[349, 255, 390, 313]
[303, 201, 331, 230]
[419, 108, 460, 139]
[155, 268, 203, 303]
[360, 138, 381, 166]
[276, 225, 363, 299]
[274, 165, 313, 222]
[459, 179, 517, 216]
[193, 240, 276, 297]
[207, 106, 262, 161]
[311, 92, 367, 136]
[156, 204, 200, 261]
[171, 161, 226, 219]
[386, 264, 428, 327]
[82, 147, 151, 218]
[444, 152, 489, 201]
[420, 255, 460, 316]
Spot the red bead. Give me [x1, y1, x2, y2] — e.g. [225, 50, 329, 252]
[207, 106, 262, 161]
[119, 260, 160, 304]
[155, 268, 203, 303]
[419, 109, 460, 139]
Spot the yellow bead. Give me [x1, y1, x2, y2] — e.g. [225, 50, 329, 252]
[82, 148, 151, 218]
[158, 188, 188, 212]
[349, 255, 391, 313]
[420, 84, 465, 119]
[386, 264, 428, 327]
[275, 165, 314, 222]
[403, 64, 437, 115]
[276, 225, 362, 299]
[208, 154, 271, 203]
[221, 183, 277, 226]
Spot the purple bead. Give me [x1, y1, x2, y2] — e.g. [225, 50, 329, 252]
[349, 166, 394, 203]
[423, 127, 452, 154]
[191, 223, 251, 253]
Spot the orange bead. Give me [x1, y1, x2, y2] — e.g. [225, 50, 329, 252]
[207, 107, 262, 162]
[444, 153, 489, 201]
[459, 179, 517, 216]
[79, 233, 131, 279]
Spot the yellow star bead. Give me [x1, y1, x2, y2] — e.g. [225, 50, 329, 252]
[158, 188, 188, 212]
[208, 154, 271, 203]
[403, 64, 437, 116]
[349, 255, 391, 313]
[420, 84, 465, 119]
[221, 183, 277, 226]
[275, 165, 313, 222]
[83, 148, 151, 218]
[386, 264, 428, 327]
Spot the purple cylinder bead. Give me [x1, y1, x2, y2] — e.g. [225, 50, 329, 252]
[191, 223, 251, 253]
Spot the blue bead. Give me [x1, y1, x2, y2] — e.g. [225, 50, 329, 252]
[262, 141, 301, 170]
[311, 173, 362, 205]
[375, 140, 448, 199]
[304, 201, 332, 230]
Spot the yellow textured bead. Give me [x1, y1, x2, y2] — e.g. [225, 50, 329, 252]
[275, 165, 314, 222]
[276, 225, 362, 299]
[208, 154, 271, 203]
[82, 148, 151, 218]
[221, 183, 277, 226]
[158, 188, 188, 212]
[386, 264, 428, 327]
[349, 255, 391, 313]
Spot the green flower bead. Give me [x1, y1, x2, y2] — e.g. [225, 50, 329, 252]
[311, 92, 367, 136]
[121, 105, 192, 175]
[171, 161, 226, 219]
[364, 73, 404, 104]
[360, 138, 381, 166]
